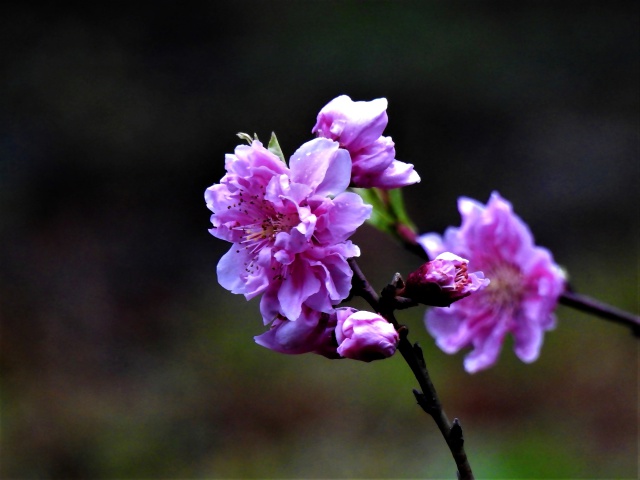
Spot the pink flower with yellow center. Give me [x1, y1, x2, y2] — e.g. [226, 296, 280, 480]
[418, 192, 566, 373]
[205, 137, 372, 324]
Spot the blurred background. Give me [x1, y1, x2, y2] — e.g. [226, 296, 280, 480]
[1, 1, 638, 478]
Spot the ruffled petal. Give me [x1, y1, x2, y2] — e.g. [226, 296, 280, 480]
[254, 310, 331, 355]
[352, 159, 420, 189]
[312, 95, 389, 152]
[289, 138, 351, 197]
[277, 259, 322, 320]
[217, 246, 271, 299]
[313, 192, 372, 245]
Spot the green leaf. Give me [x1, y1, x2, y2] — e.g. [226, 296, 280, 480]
[268, 132, 286, 163]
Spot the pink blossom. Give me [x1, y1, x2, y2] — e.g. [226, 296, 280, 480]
[404, 252, 490, 307]
[335, 308, 399, 362]
[205, 138, 372, 324]
[312, 95, 420, 189]
[254, 307, 340, 358]
[418, 192, 566, 373]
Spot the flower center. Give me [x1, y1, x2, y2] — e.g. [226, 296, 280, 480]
[230, 189, 301, 255]
[484, 262, 525, 310]
[240, 211, 299, 250]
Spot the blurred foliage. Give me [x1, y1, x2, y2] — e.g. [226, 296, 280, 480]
[1, 1, 638, 479]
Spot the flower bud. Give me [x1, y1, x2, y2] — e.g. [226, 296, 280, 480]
[335, 308, 399, 362]
[403, 252, 489, 307]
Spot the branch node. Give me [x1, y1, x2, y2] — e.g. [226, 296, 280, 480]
[412, 388, 427, 407]
[397, 324, 409, 338]
[390, 272, 405, 290]
[450, 418, 465, 450]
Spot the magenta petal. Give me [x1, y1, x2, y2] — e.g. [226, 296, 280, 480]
[314, 149, 352, 198]
[314, 192, 372, 245]
[312, 95, 389, 151]
[463, 319, 509, 373]
[512, 313, 544, 363]
[289, 138, 350, 196]
[425, 307, 465, 354]
[277, 260, 322, 320]
[255, 313, 324, 355]
[216, 247, 249, 294]
[233, 141, 288, 176]
[259, 286, 281, 325]
[350, 136, 396, 175]
[353, 159, 420, 189]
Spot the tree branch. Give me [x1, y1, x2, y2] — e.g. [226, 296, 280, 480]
[560, 290, 640, 336]
[348, 258, 474, 480]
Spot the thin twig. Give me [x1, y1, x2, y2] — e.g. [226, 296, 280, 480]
[560, 290, 640, 336]
[348, 258, 474, 480]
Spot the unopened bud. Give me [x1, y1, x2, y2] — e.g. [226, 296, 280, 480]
[402, 252, 489, 307]
[335, 308, 399, 362]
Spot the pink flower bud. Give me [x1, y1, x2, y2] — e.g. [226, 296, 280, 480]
[335, 308, 399, 362]
[403, 252, 489, 307]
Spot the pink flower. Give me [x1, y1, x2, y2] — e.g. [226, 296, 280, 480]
[254, 307, 340, 359]
[403, 252, 490, 307]
[418, 192, 566, 373]
[312, 95, 420, 189]
[335, 308, 399, 362]
[205, 138, 372, 324]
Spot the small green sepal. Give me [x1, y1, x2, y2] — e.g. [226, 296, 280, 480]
[236, 132, 256, 145]
[268, 132, 286, 163]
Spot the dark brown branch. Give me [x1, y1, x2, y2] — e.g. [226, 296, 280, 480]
[560, 290, 640, 336]
[348, 258, 474, 480]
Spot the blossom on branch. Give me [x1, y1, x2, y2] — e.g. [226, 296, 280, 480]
[418, 192, 566, 373]
[403, 252, 490, 307]
[312, 95, 420, 189]
[254, 307, 399, 362]
[205, 137, 372, 324]
[335, 308, 399, 362]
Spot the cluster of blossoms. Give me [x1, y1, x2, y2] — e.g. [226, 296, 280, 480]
[206, 95, 565, 370]
[205, 95, 418, 361]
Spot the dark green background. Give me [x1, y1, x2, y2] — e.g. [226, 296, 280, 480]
[2, 1, 638, 478]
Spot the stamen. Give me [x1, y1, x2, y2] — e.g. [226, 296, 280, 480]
[485, 262, 525, 310]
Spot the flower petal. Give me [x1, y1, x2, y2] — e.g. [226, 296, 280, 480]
[352, 159, 420, 189]
[312, 95, 389, 151]
[289, 138, 351, 197]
